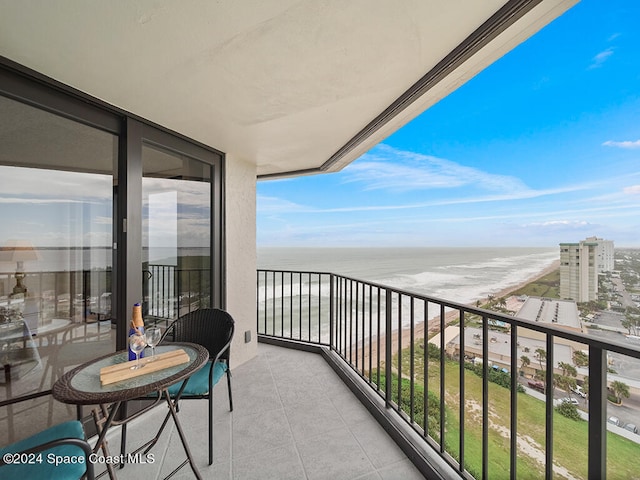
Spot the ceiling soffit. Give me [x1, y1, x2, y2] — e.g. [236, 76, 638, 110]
[0, 0, 578, 178]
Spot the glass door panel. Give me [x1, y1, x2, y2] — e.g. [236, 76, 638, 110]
[0, 95, 117, 443]
[142, 144, 212, 327]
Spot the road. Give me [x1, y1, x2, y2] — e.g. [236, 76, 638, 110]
[518, 379, 640, 442]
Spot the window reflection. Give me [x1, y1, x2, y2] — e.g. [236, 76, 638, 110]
[0, 97, 116, 444]
[142, 144, 212, 326]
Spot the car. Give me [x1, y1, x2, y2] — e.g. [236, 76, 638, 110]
[571, 385, 587, 398]
[624, 423, 638, 434]
[608, 416, 621, 427]
[561, 397, 579, 406]
[528, 381, 545, 393]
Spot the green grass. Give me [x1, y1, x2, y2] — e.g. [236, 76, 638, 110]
[392, 346, 640, 479]
[510, 268, 560, 299]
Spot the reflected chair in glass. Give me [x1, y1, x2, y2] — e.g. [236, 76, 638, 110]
[160, 308, 234, 465]
[0, 420, 94, 479]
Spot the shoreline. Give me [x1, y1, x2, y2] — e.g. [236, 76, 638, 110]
[360, 259, 561, 369]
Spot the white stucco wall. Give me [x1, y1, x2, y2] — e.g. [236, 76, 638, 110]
[224, 153, 258, 367]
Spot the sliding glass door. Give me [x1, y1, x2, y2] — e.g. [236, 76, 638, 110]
[0, 94, 117, 443]
[142, 143, 213, 325]
[0, 63, 224, 447]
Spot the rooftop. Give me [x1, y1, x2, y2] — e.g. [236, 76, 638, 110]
[516, 297, 581, 330]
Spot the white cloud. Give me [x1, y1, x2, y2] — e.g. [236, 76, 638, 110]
[588, 48, 614, 69]
[0, 166, 111, 199]
[0, 197, 85, 205]
[602, 139, 640, 149]
[623, 185, 640, 195]
[523, 220, 590, 228]
[257, 195, 309, 214]
[344, 144, 528, 193]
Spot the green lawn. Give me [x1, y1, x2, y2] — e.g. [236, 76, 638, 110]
[391, 348, 640, 479]
[510, 268, 560, 299]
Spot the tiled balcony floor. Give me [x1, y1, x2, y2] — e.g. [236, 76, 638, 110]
[103, 342, 424, 480]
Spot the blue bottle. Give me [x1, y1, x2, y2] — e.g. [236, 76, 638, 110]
[128, 303, 145, 361]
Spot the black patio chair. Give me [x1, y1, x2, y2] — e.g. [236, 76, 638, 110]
[161, 308, 235, 465]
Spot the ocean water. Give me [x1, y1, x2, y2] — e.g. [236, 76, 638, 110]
[258, 247, 559, 306]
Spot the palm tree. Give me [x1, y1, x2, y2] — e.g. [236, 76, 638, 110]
[535, 348, 546, 371]
[558, 361, 577, 378]
[610, 380, 630, 405]
[624, 306, 640, 336]
[520, 355, 530, 371]
[622, 318, 633, 335]
[572, 350, 589, 368]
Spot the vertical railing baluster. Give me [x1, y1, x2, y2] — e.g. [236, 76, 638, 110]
[588, 345, 606, 480]
[361, 282, 366, 376]
[161, 266, 165, 318]
[348, 280, 353, 363]
[170, 267, 182, 320]
[398, 293, 403, 415]
[377, 286, 381, 392]
[368, 283, 373, 382]
[410, 297, 415, 424]
[338, 277, 342, 357]
[308, 272, 312, 342]
[510, 324, 518, 480]
[271, 271, 276, 336]
[281, 271, 284, 338]
[355, 282, 359, 370]
[341, 277, 346, 358]
[318, 274, 322, 343]
[482, 314, 489, 480]
[385, 288, 392, 408]
[439, 303, 445, 454]
[263, 270, 268, 334]
[545, 334, 554, 480]
[459, 309, 465, 474]
[328, 274, 333, 348]
[289, 272, 294, 339]
[423, 300, 429, 438]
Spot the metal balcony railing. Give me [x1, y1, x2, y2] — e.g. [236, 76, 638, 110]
[257, 269, 640, 480]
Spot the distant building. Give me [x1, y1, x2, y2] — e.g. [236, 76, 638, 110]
[559, 236, 614, 302]
[584, 236, 615, 272]
[436, 297, 584, 379]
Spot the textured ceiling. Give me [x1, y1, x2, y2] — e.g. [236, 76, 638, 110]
[0, 0, 577, 177]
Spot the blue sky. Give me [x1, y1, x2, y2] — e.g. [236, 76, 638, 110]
[257, 1, 640, 248]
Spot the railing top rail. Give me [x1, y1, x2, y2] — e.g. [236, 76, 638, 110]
[257, 269, 640, 360]
[258, 269, 332, 276]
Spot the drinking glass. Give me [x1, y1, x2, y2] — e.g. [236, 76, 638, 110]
[129, 334, 146, 370]
[145, 327, 162, 362]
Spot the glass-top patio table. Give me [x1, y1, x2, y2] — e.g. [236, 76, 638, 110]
[53, 343, 208, 480]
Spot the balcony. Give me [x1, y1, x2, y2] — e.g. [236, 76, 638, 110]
[99, 342, 424, 479]
[3, 267, 640, 479]
[253, 270, 640, 480]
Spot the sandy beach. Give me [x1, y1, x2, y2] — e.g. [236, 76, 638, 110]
[357, 259, 560, 371]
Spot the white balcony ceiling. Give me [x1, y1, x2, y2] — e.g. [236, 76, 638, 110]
[0, 0, 576, 177]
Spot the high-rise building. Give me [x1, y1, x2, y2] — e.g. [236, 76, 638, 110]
[559, 236, 614, 302]
[584, 236, 615, 272]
